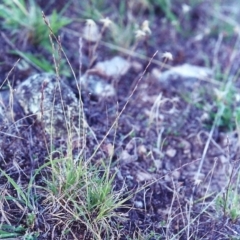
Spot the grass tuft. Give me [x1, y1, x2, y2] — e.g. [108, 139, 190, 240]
[0, 0, 71, 48]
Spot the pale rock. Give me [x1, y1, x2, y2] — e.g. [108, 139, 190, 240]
[172, 170, 180, 180]
[137, 145, 147, 156]
[219, 154, 228, 164]
[153, 159, 162, 171]
[136, 170, 154, 182]
[80, 73, 116, 98]
[0, 74, 86, 139]
[126, 175, 134, 180]
[125, 140, 135, 151]
[102, 143, 114, 157]
[164, 170, 180, 181]
[134, 201, 143, 208]
[120, 149, 138, 164]
[179, 139, 191, 151]
[94, 56, 130, 77]
[200, 112, 210, 122]
[183, 148, 191, 155]
[152, 64, 213, 91]
[131, 60, 143, 72]
[164, 174, 171, 182]
[16, 73, 86, 138]
[165, 147, 177, 158]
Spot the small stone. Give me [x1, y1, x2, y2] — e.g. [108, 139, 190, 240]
[172, 170, 180, 180]
[136, 170, 154, 182]
[94, 56, 130, 77]
[165, 147, 177, 158]
[183, 148, 191, 155]
[164, 171, 180, 182]
[134, 201, 143, 208]
[151, 68, 161, 80]
[102, 143, 114, 157]
[179, 139, 191, 151]
[164, 174, 171, 182]
[120, 150, 138, 164]
[80, 73, 115, 98]
[200, 112, 210, 122]
[219, 154, 228, 164]
[137, 145, 147, 156]
[131, 61, 143, 72]
[153, 159, 162, 171]
[126, 175, 134, 180]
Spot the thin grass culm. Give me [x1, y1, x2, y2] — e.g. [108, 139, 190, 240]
[39, 12, 131, 240]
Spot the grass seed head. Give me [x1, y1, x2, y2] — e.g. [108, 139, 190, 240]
[141, 20, 151, 35]
[100, 17, 113, 29]
[162, 52, 173, 61]
[83, 19, 100, 42]
[135, 29, 146, 40]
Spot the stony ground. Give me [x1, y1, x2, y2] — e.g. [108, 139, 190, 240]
[1, 0, 240, 239]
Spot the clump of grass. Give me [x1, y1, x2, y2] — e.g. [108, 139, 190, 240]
[0, 3, 180, 239]
[151, 0, 180, 30]
[0, 224, 25, 239]
[27, 15, 131, 238]
[209, 82, 236, 131]
[0, 167, 42, 238]
[216, 186, 240, 223]
[0, 0, 71, 48]
[215, 137, 240, 223]
[0, 0, 72, 75]
[44, 152, 128, 239]
[10, 50, 71, 76]
[78, 0, 111, 20]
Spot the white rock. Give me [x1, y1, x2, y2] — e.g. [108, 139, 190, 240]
[134, 201, 143, 208]
[165, 147, 177, 158]
[94, 56, 130, 77]
[152, 64, 213, 91]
